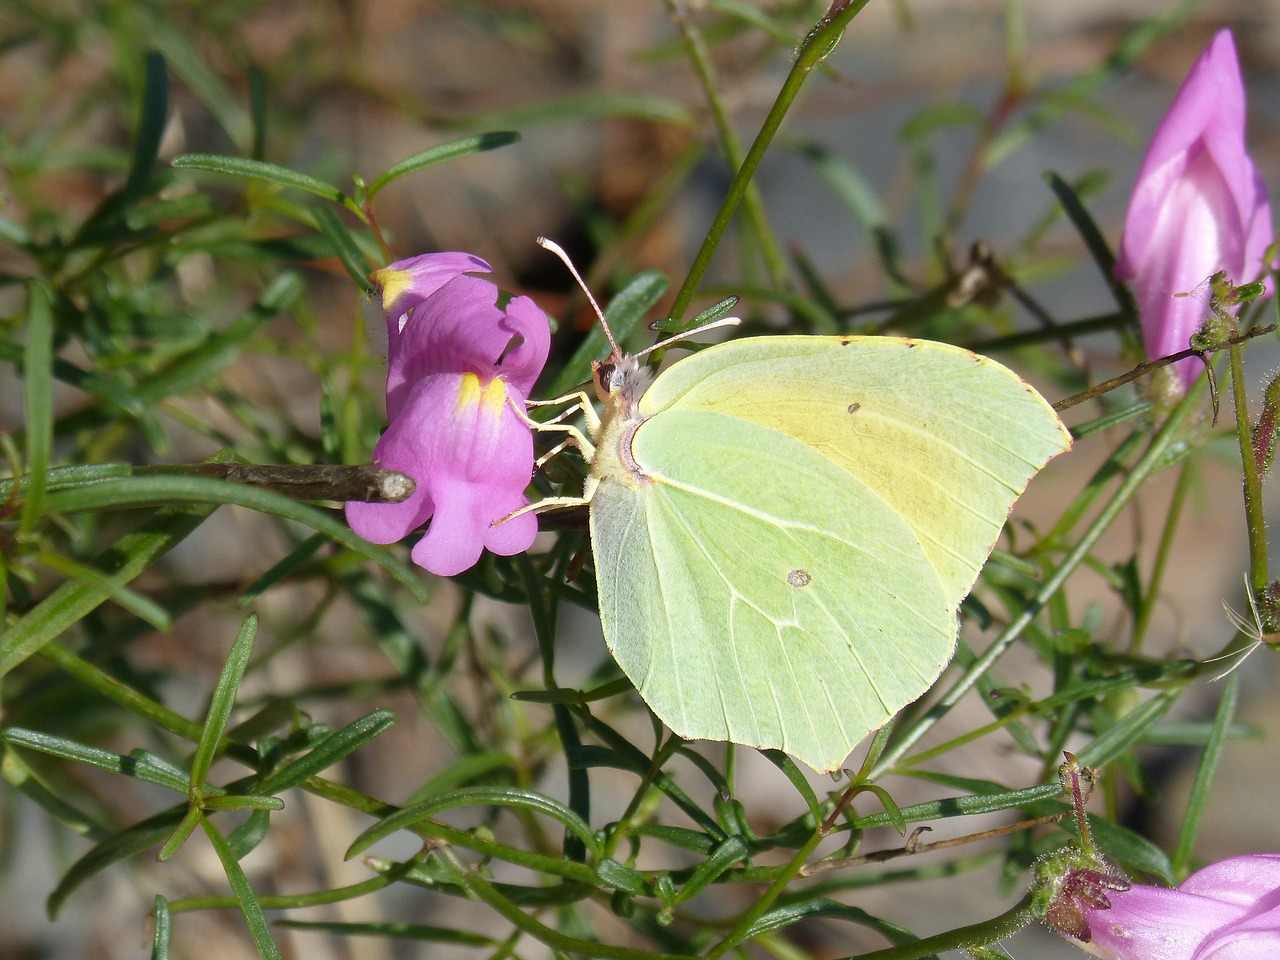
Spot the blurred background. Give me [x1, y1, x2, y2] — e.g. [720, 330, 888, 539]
[3, 1, 1280, 957]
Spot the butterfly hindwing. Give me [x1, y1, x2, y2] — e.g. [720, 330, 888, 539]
[591, 410, 955, 772]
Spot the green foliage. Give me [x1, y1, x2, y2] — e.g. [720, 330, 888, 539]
[0, 2, 1267, 959]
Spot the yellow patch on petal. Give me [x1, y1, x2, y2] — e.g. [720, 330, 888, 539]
[373, 266, 410, 312]
[455, 374, 507, 421]
[480, 378, 508, 418]
[456, 372, 483, 414]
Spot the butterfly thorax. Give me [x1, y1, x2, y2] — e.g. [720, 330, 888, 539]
[590, 355, 653, 488]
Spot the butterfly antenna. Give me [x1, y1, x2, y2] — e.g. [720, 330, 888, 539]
[633, 315, 742, 361]
[536, 236, 620, 358]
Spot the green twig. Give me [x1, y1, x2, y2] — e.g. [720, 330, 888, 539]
[668, 0, 875, 322]
[1229, 341, 1270, 594]
[663, 0, 787, 286]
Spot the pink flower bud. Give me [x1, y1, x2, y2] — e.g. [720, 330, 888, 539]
[347, 253, 551, 576]
[1115, 29, 1274, 394]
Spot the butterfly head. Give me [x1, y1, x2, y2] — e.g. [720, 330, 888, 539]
[592, 354, 651, 408]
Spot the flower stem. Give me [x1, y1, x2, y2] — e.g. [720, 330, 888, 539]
[848, 897, 1037, 960]
[668, 0, 875, 322]
[1229, 340, 1270, 593]
[663, 0, 786, 288]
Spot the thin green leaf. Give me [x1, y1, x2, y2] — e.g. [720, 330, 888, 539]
[202, 795, 285, 812]
[275, 920, 498, 946]
[742, 897, 917, 945]
[227, 809, 272, 861]
[48, 809, 185, 917]
[171, 154, 348, 204]
[158, 807, 203, 862]
[761, 751, 820, 821]
[1076, 690, 1178, 769]
[151, 896, 171, 960]
[239, 532, 328, 606]
[36, 550, 171, 631]
[190, 614, 259, 790]
[347, 786, 600, 860]
[367, 131, 521, 198]
[1089, 814, 1174, 885]
[36, 475, 428, 606]
[1, 728, 189, 794]
[594, 858, 648, 896]
[253, 710, 396, 795]
[199, 815, 283, 960]
[311, 205, 370, 289]
[124, 52, 169, 202]
[249, 66, 267, 161]
[18, 282, 53, 538]
[0, 504, 212, 677]
[674, 835, 748, 904]
[406, 751, 517, 804]
[145, 19, 251, 146]
[1173, 670, 1239, 876]
[1, 747, 110, 840]
[1046, 171, 1136, 320]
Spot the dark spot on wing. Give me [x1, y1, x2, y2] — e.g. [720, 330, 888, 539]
[787, 569, 811, 588]
[840, 339, 852, 346]
[847, 401, 861, 414]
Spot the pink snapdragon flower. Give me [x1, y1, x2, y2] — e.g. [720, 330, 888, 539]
[1115, 28, 1274, 394]
[1058, 855, 1280, 959]
[1037, 756, 1280, 959]
[346, 253, 551, 576]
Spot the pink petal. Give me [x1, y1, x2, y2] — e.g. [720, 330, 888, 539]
[377, 251, 492, 324]
[497, 294, 554, 395]
[1082, 885, 1248, 960]
[1180, 856, 1280, 907]
[352, 372, 538, 577]
[387, 275, 511, 420]
[1196, 904, 1280, 959]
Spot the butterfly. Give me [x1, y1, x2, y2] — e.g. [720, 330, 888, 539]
[526, 238, 1071, 772]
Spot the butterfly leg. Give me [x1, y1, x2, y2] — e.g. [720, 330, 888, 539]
[494, 476, 600, 526]
[513, 395, 597, 461]
[527, 390, 601, 436]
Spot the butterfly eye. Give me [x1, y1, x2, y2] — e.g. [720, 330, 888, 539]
[595, 362, 618, 392]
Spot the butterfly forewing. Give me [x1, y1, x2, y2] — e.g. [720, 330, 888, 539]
[637, 336, 1071, 611]
[589, 334, 1070, 770]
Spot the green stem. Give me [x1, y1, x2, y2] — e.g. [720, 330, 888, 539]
[1132, 460, 1192, 651]
[668, 0, 875, 322]
[602, 734, 682, 860]
[663, 0, 786, 287]
[434, 848, 691, 960]
[1230, 341, 1269, 594]
[872, 377, 1205, 777]
[704, 830, 827, 958]
[848, 897, 1036, 960]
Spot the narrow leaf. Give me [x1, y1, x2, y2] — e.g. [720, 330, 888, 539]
[171, 154, 347, 204]
[200, 815, 283, 960]
[312, 205, 370, 289]
[0, 505, 213, 677]
[367, 131, 521, 198]
[151, 896, 171, 960]
[19, 282, 53, 538]
[346, 786, 600, 860]
[190, 614, 259, 789]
